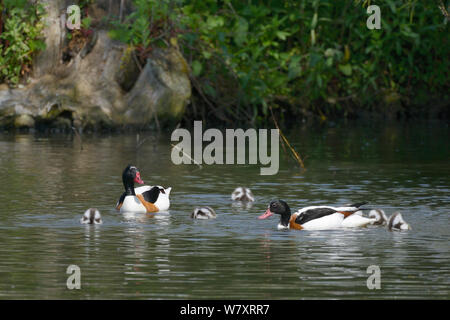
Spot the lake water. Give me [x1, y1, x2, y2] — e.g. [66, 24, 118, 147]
[0, 120, 448, 299]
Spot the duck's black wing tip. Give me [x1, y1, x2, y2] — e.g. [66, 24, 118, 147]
[349, 201, 368, 208]
[142, 186, 160, 203]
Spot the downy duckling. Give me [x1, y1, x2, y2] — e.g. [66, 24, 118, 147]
[369, 209, 389, 225]
[191, 206, 217, 219]
[81, 208, 102, 225]
[387, 212, 411, 231]
[231, 187, 255, 202]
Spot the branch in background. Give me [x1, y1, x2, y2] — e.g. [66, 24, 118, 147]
[153, 107, 161, 133]
[136, 133, 147, 150]
[131, 50, 143, 72]
[190, 75, 232, 124]
[180, 39, 251, 124]
[269, 105, 305, 170]
[108, 0, 112, 18]
[71, 126, 83, 151]
[119, 0, 124, 23]
[438, 0, 449, 20]
[0, 0, 3, 38]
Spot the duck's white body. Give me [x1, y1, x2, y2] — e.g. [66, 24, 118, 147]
[281, 212, 344, 230]
[341, 214, 376, 228]
[119, 186, 171, 213]
[120, 196, 147, 214]
[286, 204, 372, 230]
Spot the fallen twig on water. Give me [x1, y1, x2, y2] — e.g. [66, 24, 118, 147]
[71, 126, 83, 151]
[269, 105, 305, 170]
[136, 133, 147, 150]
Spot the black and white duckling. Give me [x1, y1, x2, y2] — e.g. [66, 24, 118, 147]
[387, 212, 411, 231]
[231, 187, 255, 202]
[81, 208, 102, 224]
[191, 206, 217, 219]
[369, 209, 389, 225]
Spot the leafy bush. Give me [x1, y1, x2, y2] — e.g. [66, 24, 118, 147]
[108, 0, 179, 65]
[109, 0, 449, 123]
[177, 0, 449, 123]
[0, 0, 46, 85]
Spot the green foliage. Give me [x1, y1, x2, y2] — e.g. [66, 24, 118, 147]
[81, 16, 92, 30]
[79, 0, 94, 8]
[108, 0, 449, 123]
[0, 1, 46, 85]
[178, 0, 449, 122]
[108, 0, 178, 60]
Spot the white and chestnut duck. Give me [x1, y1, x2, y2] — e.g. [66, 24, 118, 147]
[116, 165, 171, 213]
[258, 200, 374, 230]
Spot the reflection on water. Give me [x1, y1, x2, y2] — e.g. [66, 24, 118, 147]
[0, 121, 449, 299]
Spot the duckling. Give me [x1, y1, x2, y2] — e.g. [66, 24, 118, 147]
[231, 187, 255, 202]
[191, 206, 217, 219]
[369, 209, 389, 225]
[81, 208, 102, 225]
[387, 212, 411, 231]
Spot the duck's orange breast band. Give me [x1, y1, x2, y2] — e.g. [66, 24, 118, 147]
[136, 194, 159, 213]
[339, 211, 355, 217]
[289, 214, 303, 230]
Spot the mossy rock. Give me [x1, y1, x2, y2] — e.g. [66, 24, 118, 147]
[79, 105, 113, 130]
[115, 46, 141, 92]
[14, 114, 35, 128]
[125, 47, 191, 126]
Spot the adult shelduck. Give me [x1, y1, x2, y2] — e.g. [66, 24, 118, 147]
[115, 165, 171, 213]
[258, 200, 374, 230]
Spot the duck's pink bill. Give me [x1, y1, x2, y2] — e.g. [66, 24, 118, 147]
[134, 172, 144, 184]
[258, 209, 273, 220]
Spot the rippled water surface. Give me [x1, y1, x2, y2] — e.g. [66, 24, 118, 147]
[0, 121, 448, 299]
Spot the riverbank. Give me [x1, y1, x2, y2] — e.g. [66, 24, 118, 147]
[0, 1, 449, 132]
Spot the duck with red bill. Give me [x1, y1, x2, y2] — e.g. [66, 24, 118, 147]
[258, 207, 274, 220]
[116, 165, 172, 213]
[258, 200, 373, 230]
[134, 171, 144, 184]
